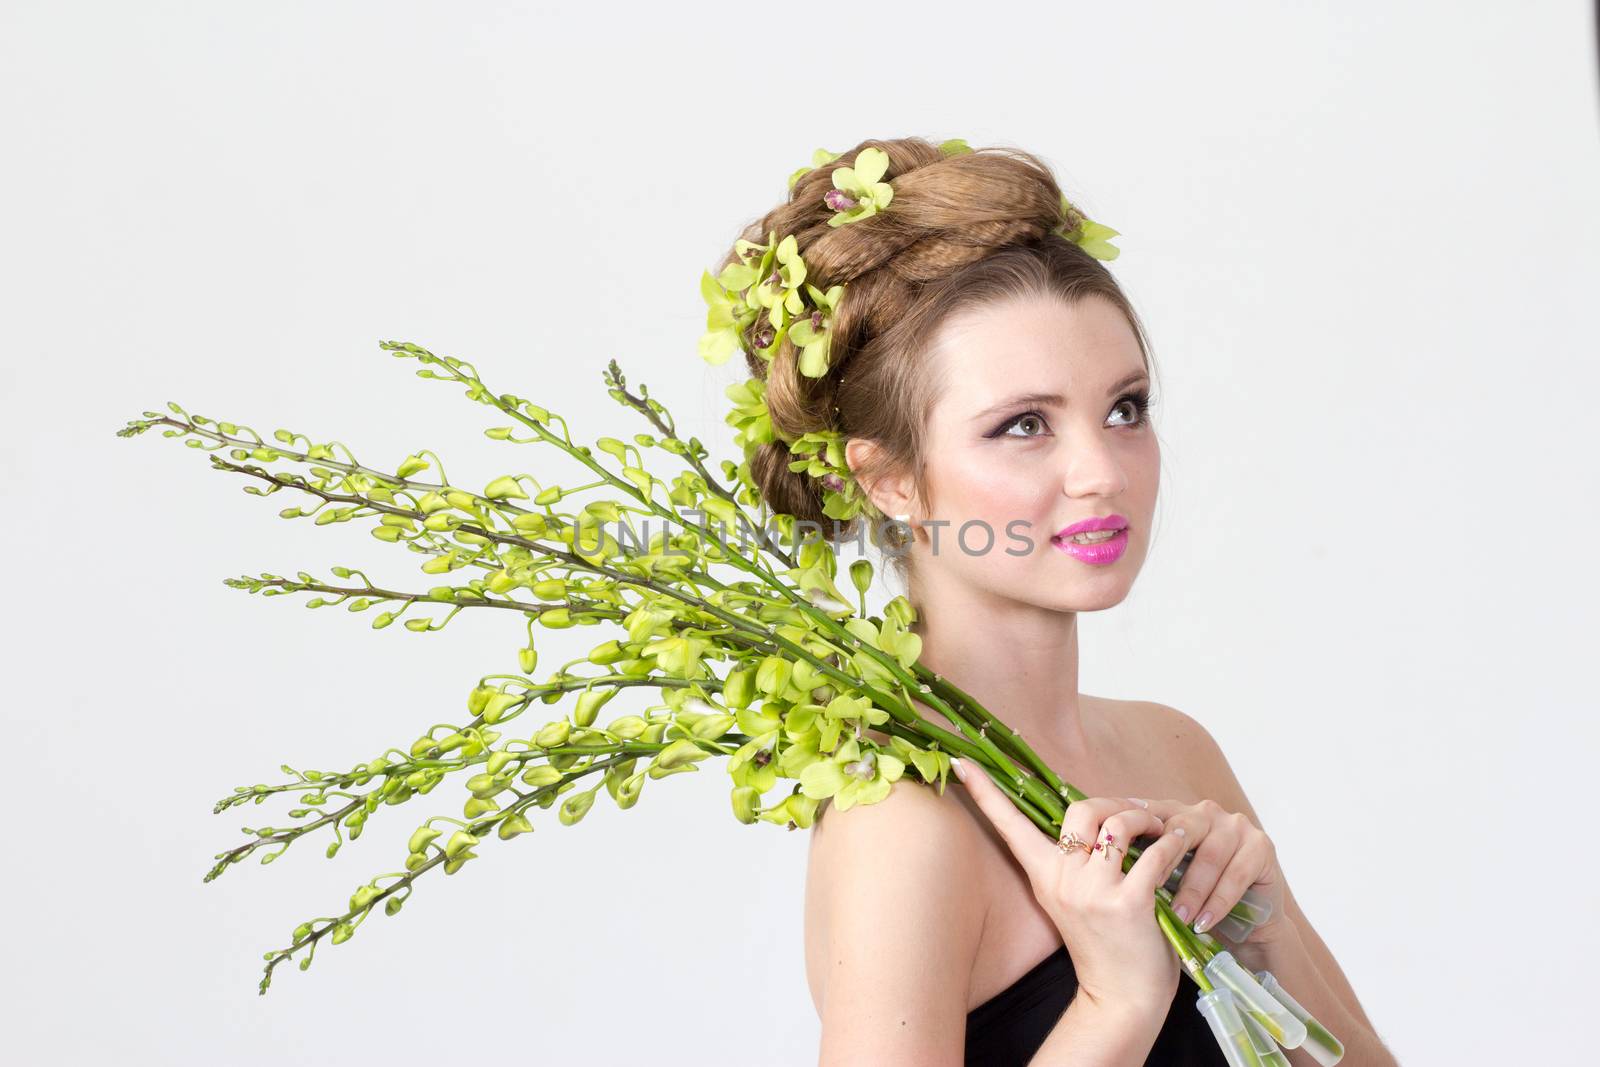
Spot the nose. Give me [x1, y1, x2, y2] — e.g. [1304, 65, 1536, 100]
[1059, 429, 1128, 500]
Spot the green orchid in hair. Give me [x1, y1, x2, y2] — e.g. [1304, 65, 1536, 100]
[698, 231, 777, 365]
[723, 377, 775, 451]
[1055, 192, 1122, 261]
[787, 282, 844, 378]
[752, 233, 809, 334]
[786, 428, 871, 523]
[698, 268, 761, 366]
[825, 146, 894, 227]
[788, 146, 843, 190]
[937, 137, 973, 156]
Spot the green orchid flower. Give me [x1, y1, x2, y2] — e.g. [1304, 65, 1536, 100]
[825, 146, 894, 228]
[727, 703, 782, 794]
[698, 268, 760, 367]
[797, 735, 906, 812]
[752, 233, 809, 333]
[785, 428, 871, 523]
[787, 558, 854, 616]
[700, 231, 793, 365]
[723, 378, 774, 452]
[938, 138, 973, 156]
[787, 282, 844, 379]
[1055, 193, 1122, 260]
[755, 789, 821, 830]
[788, 146, 842, 190]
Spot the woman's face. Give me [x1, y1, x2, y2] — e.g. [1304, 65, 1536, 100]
[901, 291, 1160, 613]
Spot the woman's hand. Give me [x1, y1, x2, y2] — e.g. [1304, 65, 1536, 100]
[1137, 797, 1288, 943]
[952, 758, 1191, 1014]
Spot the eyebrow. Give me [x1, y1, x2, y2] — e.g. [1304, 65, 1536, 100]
[970, 370, 1150, 423]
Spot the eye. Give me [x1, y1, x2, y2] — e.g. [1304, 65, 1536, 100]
[1108, 389, 1154, 428]
[990, 410, 1051, 439]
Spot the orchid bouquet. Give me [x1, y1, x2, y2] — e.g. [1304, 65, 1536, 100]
[116, 344, 1342, 1066]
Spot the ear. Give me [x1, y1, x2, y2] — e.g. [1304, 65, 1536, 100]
[844, 437, 919, 520]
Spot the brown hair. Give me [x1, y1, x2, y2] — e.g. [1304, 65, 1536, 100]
[712, 136, 1157, 581]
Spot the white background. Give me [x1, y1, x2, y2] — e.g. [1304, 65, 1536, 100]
[4, 2, 1597, 1064]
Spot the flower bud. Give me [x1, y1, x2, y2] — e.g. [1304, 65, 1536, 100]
[443, 849, 477, 874]
[884, 595, 916, 628]
[520, 763, 563, 787]
[755, 655, 792, 696]
[292, 922, 314, 941]
[511, 512, 548, 536]
[653, 737, 708, 770]
[497, 813, 535, 840]
[534, 720, 571, 748]
[330, 921, 355, 944]
[474, 689, 518, 724]
[349, 885, 381, 912]
[518, 646, 539, 674]
[465, 772, 506, 798]
[690, 713, 736, 740]
[573, 687, 618, 727]
[485, 750, 515, 776]
[384, 896, 405, 917]
[462, 796, 499, 818]
[407, 826, 442, 854]
[586, 639, 628, 665]
[849, 559, 874, 594]
[647, 761, 700, 780]
[722, 667, 756, 709]
[731, 785, 760, 824]
[443, 830, 480, 860]
[484, 475, 528, 500]
[558, 787, 597, 825]
[605, 715, 648, 740]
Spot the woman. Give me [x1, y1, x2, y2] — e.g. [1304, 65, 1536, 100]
[724, 137, 1397, 1065]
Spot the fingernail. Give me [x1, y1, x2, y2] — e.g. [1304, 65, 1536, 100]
[1193, 910, 1214, 934]
[951, 757, 966, 782]
[1130, 797, 1148, 808]
[1173, 826, 1185, 837]
[1175, 903, 1191, 923]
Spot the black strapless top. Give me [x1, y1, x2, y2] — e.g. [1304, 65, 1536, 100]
[965, 944, 1231, 1066]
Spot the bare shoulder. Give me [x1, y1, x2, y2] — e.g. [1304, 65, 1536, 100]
[1119, 697, 1219, 750]
[1122, 698, 1259, 821]
[803, 776, 987, 1065]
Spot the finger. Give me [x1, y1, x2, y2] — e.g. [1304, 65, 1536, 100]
[1194, 835, 1274, 935]
[951, 758, 1060, 876]
[1135, 797, 1187, 820]
[1086, 809, 1165, 876]
[1061, 797, 1151, 842]
[1170, 815, 1241, 927]
[1122, 825, 1191, 897]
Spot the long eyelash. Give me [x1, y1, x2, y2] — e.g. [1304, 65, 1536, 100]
[985, 389, 1156, 438]
[1118, 388, 1155, 425]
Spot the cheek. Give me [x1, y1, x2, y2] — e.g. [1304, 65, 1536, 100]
[935, 450, 1058, 526]
[1127, 436, 1160, 503]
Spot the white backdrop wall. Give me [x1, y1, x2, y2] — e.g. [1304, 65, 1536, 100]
[4, 3, 1597, 1064]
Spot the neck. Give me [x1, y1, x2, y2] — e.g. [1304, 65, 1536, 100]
[904, 566, 1091, 763]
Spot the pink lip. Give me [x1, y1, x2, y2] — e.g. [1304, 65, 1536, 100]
[1050, 514, 1130, 565]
